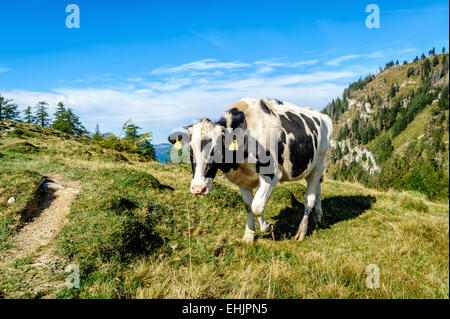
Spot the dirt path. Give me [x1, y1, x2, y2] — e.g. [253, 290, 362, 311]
[0, 175, 80, 298]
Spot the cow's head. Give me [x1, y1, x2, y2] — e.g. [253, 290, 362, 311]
[169, 118, 244, 195]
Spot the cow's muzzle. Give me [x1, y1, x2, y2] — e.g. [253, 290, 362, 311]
[191, 185, 208, 195]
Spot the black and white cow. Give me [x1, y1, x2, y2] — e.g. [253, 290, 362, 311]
[168, 98, 333, 242]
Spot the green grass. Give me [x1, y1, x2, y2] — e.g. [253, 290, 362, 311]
[0, 121, 448, 299]
[0, 167, 44, 250]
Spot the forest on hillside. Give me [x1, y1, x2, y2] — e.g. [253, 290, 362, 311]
[323, 48, 449, 200]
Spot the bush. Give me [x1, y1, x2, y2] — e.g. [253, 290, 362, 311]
[92, 135, 155, 160]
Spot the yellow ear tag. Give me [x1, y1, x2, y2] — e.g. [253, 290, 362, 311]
[174, 139, 182, 150]
[229, 139, 238, 151]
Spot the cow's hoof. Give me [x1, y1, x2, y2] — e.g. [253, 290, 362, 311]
[260, 223, 275, 233]
[316, 214, 323, 224]
[315, 209, 324, 224]
[294, 231, 306, 241]
[243, 229, 256, 243]
[294, 218, 308, 241]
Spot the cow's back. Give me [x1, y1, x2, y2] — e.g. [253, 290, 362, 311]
[233, 98, 332, 182]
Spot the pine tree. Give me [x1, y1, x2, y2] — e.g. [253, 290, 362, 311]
[119, 120, 155, 159]
[23, 106, 35, 124]
[51, 102, 87, 136]
[92, 123, 102, 141]
[94, 123, 101, 136]
[124, 123, 141, 141]
[66, 108, 87, 136]
[0, 94, 20, 121]
[1, 100, 20, 121]
[54, 102, 66, 120]
[0, 94, 5, 120]
[432, 55, 439, 67]
[52, 102, 71, 133]
[35, 101, 50, 127]
[442, 47, 446, 54]
[422, 59, 431, 77]
[389, 84, 396, 98]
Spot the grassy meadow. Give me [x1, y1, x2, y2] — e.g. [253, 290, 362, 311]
[0, 121, 448, 298]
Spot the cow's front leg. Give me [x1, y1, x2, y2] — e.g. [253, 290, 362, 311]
[252, 175, 279, 233]
[240, 188, 256, 242]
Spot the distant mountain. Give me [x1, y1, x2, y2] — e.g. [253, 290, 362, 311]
[153, 143, 172, 163]
[87, 132, 116, 138]
[103, 132, 116, 137]
[323, 51, 449, 200]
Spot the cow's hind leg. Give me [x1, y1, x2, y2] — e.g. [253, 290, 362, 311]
[295, 166, 323, 241]
[314, 181, 323, 224]
[240, 188, 256, 242]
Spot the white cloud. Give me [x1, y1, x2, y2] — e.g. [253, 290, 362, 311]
[326, 48, 418, 66]
[126, 77, 145, 83]
[142, 77, 193, 91]
[326, 54, 363, 66]
[253, 59, 319, 73]
[289, 60, 319, 67]
[150, 59, 251, 74]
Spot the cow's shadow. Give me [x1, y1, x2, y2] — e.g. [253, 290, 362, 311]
[267, 193, 376, 240]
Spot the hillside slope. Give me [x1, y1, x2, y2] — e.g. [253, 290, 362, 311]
[323, 53, 449, 200]
[0, 121, 448, 298]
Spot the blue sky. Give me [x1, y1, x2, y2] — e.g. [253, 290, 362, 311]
[0, 0, 448, 143]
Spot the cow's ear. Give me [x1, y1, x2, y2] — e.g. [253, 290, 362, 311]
[168, 132, 190, 149]
[183, 125, 193, 133]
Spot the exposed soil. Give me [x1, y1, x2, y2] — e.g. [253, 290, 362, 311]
[0, 174, 80, 298]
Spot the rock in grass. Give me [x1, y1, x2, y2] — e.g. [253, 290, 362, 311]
[7, 197, 15, 204]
